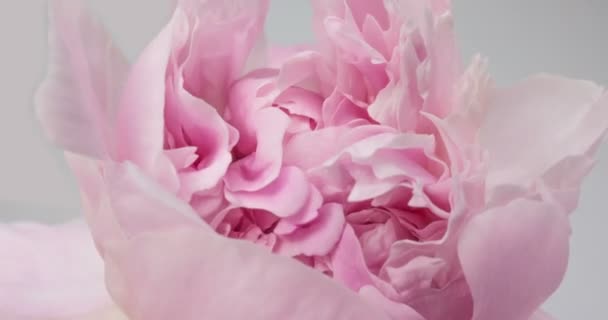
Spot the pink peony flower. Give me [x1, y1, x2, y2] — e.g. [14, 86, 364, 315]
[4, 0, 607, 319]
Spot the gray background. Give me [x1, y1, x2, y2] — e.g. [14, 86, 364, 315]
[1, 1, 606, 318]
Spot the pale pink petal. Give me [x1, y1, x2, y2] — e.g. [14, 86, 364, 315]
[36, 0, 128, 158]
[540, 154, 596, 212]
[458, 199, 571, 320]
[102, 162, 208, 237]
[68, 156, 208, 252]
[115, 10, 178, 168]
[66, 154, 124, 252]
[368, 31, 422, 131]
[70, 307, 128, 320]
[482, 75, 608, 199]
[453, 55, 491, 126]
[0, 220, 115, 320]
[324, 15, 387, 67]
[284, 125, 392, 170]
[422, 13, 461, 118]
[104, 227, 392, 320]
[316, 132, 440, 203]
[311, 0, 346, 32]
[276, 50, 322, 91]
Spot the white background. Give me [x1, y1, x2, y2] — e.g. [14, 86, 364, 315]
[1, 1, 606, 318]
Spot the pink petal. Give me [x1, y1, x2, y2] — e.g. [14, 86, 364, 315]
[0, 220, 115, 319]
[359, 286, 425, 320]
[324, 15, 386, 65]
[322, 91, 373, 126]
[344, 0, 390, 31]
[284, 125, 391, 170]
[164, 147, 198, 170]
[458, 199, 571, 320]
[384, 256, 446, 293]
[406, 278, 473, 320]
[541, 154, 596, 212]
[422, 13, 461, 118]
[368, 33, 421, 131]
[274, 184, 323, 234]
[36, 0, 128, 158]
[482, 75, 608, 200]
[179, 0, 270, 110]
[70, 153, 375, 320]
[331, 225, 375, 291]
[226, 69, 278, 155]
[165, 74, 238, 198]
[225, 166, 311, 218]
[177, 151, 233, 200]
[115, 10, 178, 168]
[68, 156, 207, 252]
[104, 227, 391, 320]
[276, 51, 321, 91]
[102, 163, 208, 237]
[275, 87, 324, 122]
[361, 15, 390, 58]
[276, 203, 346, 256]
[316, 132, 439, 202]
[224, 108, 290, 192]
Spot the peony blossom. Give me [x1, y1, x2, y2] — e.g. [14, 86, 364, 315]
[3, 0, 608, 319]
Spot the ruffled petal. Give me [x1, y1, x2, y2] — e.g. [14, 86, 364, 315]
[178, 0, 270, 110]
[165, 72, 237, 199]
[224, 108, 290, 192]
[225, 166, 311, 218]
[276, 203, 346, 256]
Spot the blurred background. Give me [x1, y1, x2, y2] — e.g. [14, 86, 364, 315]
[0, 0, 606, 318]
